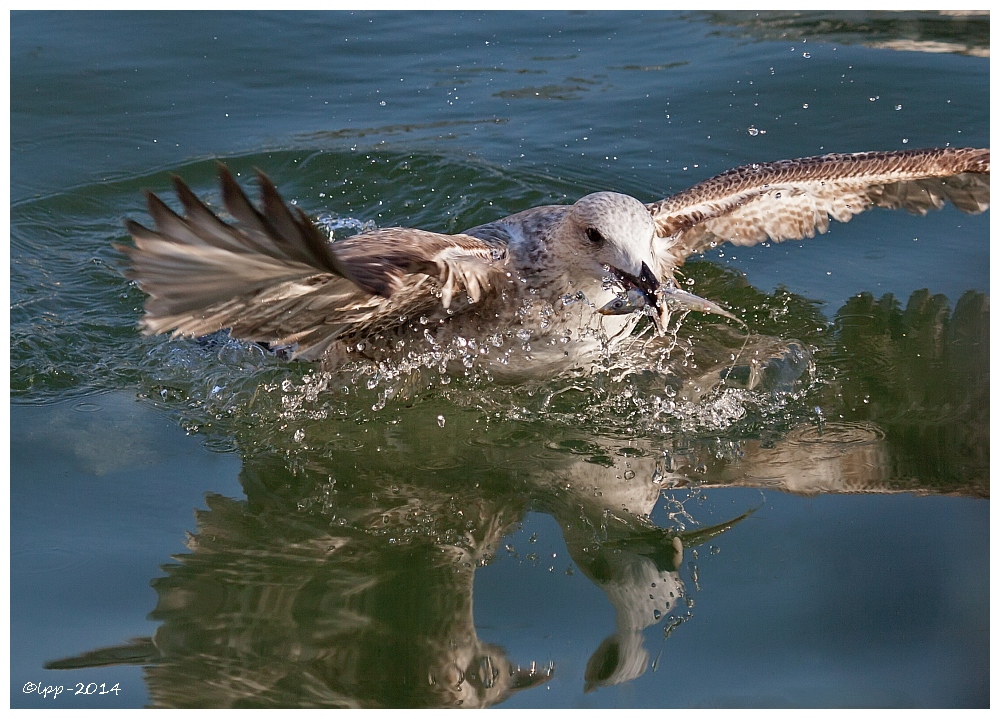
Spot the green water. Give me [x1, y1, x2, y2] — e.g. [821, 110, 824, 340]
[11, 11, 988, 708]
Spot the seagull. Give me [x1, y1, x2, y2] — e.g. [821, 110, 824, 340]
[119, 147, 989, 373]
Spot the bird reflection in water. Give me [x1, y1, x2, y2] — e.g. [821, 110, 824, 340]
[46, 278, 988, 707]
[45, 420, 758, 707]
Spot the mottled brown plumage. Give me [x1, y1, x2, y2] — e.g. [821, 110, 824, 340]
[647, 147, 990, 270]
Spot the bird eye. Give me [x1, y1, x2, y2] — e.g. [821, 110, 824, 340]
[586, 227, 605, 244]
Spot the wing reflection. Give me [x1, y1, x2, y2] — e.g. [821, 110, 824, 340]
[45, 285, 987, 704]
[48, 454, 553, 708]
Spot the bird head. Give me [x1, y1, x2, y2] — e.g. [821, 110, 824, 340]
[563, 192, 661, 305]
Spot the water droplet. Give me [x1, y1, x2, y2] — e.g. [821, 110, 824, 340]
[623, 469, 636, 480]
[802, 52, 811, 58]
[747, 126, 759, 136]
[895, 104, 903, 111]
[802, 103, 809, 109]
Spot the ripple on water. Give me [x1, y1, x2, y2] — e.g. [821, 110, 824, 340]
[784, 421, 886, 446]
[11, 544, 82, 577]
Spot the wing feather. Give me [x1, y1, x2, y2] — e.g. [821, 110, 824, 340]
[119, 167, 509, 358]
[648, 147, 989, 268]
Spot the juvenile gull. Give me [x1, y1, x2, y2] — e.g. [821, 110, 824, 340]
[120, 147, 989, 372]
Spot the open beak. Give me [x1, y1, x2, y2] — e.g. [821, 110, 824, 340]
[598, 262, 666, 332]
[624, 261, 662, 306]
[598, 261, 661, 313]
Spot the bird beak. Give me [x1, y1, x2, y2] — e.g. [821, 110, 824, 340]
[636, 261, 661, 306]
[600, 261, 666, 331]
[609, 261, 661, 308]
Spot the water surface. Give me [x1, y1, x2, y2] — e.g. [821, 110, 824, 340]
[10, 11, 989, 708]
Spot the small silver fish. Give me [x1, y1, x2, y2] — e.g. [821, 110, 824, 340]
[598, 287, 648, 315]
[599, 286, 743, 330]
[659, 287, 743, 325]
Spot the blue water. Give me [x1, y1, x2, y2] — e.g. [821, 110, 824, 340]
[10, 11, 989, 708]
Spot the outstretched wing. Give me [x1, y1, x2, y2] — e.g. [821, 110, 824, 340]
[647, 147, 990, 268]
[118, 167, 509, 359]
